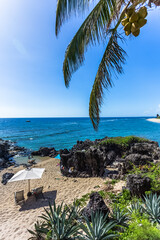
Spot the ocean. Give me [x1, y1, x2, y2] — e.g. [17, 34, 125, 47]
[0, 117, 160, 152]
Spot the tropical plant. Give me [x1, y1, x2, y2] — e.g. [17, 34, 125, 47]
[120, 217, 160, 240]
[142, 193, 160, 224]
[55, 0, 159, 130]
[111, 206, 129, 227]
[128, 200, 143, 215]
[28, 221, 46, 240]
[79, 211, 119, 240]
[28, 201, 80, 240]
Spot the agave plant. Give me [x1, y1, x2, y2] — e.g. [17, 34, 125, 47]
[28, 221, 47, 240]
[79, 211, 119, 240]
[111, 206, 129, 228]
[128, 200, 143, 215]
[65, 201, 82, 221]
[28, 201, 80, 240]
[55, 0, 159, 130]
[142, 193, 160, 224]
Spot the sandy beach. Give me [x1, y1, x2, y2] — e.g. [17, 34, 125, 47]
[147, 118, 160, 123]
[0, 158, 124, 240]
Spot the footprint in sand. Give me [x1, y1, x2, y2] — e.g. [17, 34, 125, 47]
[14, 227, 19, 232]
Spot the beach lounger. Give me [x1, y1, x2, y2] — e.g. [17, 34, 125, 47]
[14, 190, 25, 205]
[32, 186, 45, 201]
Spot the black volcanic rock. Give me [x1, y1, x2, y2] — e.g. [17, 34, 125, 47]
[130, 142, 159, 157]
[0, 139, 30, 169]
[60, 146, 105, 177]
[123, 154, 153, 171]
[82, 192, 109, 220]
[32, 147, 57, 158]
[59, 137, 160, 178]
[1, 172, 14, 185]
[126, 174, 152, 197]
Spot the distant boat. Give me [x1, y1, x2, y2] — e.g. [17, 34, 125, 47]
[26, 120, 31, 122]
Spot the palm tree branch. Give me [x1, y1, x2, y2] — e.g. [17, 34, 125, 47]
[56, 0, 90, 35]
[89, 32, 126, 130]
[63, 0, 117, 87]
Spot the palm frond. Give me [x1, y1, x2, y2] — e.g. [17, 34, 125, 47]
[63, 0, 117, 87]
[89, 32, 126, 130]
[56, 0, 90, 35]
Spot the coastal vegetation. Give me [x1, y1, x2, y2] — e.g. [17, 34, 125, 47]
[55, 0, 159, 130]
[28, 135, 160, 239]
[100, 136, 149, 149]
[29, 192, 160, 239]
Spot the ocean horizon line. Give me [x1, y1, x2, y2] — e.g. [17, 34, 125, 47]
[0, 116, 155, 119]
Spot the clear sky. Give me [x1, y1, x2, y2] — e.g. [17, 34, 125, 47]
[0, 0, 160, 118]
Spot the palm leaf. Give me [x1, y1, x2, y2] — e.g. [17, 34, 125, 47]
[63, 0, 117, 88]
[89, 32, 126, 130]
[56, 0, 90, 35]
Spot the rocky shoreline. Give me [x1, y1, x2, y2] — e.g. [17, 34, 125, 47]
[0, 139, 31, 170]
[59, 136, 160, 179]
[0, 139, 59, 171]
[1, 136, 160, 178]
[2, 136, 160, 193]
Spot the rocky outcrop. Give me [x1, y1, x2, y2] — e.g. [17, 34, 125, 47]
[82, 192, 109, 220]
[1, 172, 14, 185]
[126, 174, 152, 197]
[0, 139, 30, 169]
[120, 154, 153, 173]
[32, 147, 57, 158]
[60, 145, 105, 177]
[60, 137, 160, 178]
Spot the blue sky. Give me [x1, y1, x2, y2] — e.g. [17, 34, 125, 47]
[0, 0, 160, 118]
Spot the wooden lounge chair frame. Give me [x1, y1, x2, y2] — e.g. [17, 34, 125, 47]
[14, 190, 25, 205]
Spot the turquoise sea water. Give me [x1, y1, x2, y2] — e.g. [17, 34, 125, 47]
[0, 117, 160, 151]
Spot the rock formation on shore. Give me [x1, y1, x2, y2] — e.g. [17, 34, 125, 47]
[60, 136, 160, 178]
[82, 192, 109, 220]
[32, 147, 57, 158]
[0, 139, 29, 169]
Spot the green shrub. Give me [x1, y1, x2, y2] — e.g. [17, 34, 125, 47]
[112, 189, 132, 210]
[105, 179, 119, 185]
[74, 193, 90, 207]
[100, 136, 149, 149]
[129, 163, 160, 194]
[120, 218, 160, 240]
[98, 190, 108, 199]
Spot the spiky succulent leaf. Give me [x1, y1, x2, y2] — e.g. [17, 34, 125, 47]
[33, 201, 80, 239]
[128, 200, 143, 215]
[79, 211, 119, 240]
[111, 206, 129, 227]
[143, 193, 160, 224]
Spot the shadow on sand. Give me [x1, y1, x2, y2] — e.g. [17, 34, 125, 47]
[19, 190, 57, 211]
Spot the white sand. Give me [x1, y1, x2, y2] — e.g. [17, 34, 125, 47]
[0, 158, 125, 240]
[147, 118, 160, 123]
